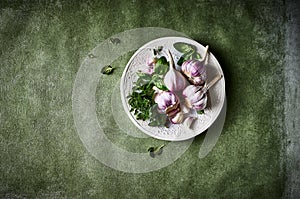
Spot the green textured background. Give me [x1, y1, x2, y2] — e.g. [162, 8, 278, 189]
[0, 0, 296, 198]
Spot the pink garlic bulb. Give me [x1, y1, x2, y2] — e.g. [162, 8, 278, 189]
[182, 85, 208, 111]
[154, 91, 178, 112]
[154, 90, 183, 124]
[181, 60, 207, 85]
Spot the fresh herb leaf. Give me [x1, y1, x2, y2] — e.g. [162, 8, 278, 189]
[147, 144, 166, 158]
[173, 42, 196, 53]
[193, 52, 202, 60]
[151, 75, 168, 91]
[128, 55, 169, 123]
[156, 56, 168, 66]
[148, 104, 167, 127]
[177, 51, 194, 66]
[101, 65, 114, 75]
[154, 56, 169, 75]
[197, 110, 204, 114]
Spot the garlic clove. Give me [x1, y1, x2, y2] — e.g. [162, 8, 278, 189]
[183, 116, 197, 129]
[170, 111, 184, 124]
[183, 85, 207, 104]
[182, 84, 208, 111]
[192, 94, 207, 111]
[164, 50, 188, 92]
[181, 103, 191, 114]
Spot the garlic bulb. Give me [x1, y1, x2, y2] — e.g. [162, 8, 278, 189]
[181, 45, 209, 86]
[154, 90, 183, 124]
[164, 50, 187, 92]
[181, 60, 207, 85]
[182, 85, 208, 111]
[154, 90, 179, 113]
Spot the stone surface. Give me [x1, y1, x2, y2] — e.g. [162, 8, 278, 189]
[284, 0, 300, 198]
[0, 0, 297, 198]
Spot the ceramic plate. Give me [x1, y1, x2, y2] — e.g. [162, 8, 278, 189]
[120, 37, 225, 141]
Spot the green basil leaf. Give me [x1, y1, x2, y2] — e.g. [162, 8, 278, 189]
[154, 64, 168, 75]
[192, 52, 202, 60]
[173, 42, 196, 53]
[154, 56, 168, 75]
[177, 52, 191, 66]
[156, 56, 168, 65]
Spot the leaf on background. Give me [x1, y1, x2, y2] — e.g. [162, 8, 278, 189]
[101, 65, 115, 75]
[147, 144, 166, 158]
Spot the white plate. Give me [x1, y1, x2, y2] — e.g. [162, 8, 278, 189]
[120, 37, 225, 141]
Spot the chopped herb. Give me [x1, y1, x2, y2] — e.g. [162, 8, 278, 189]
[128, 58, 169, 123]
[128, 82, 156, 121]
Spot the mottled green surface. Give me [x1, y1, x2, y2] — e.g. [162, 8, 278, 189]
[0, 1, 288, 198]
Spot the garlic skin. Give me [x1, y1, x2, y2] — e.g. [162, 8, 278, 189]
[181, 60, 207, 86]
[147, 56, 158, 66]
[146, 57, 158, 74]
[182, 85, 208, 111]
[164, 50, 188, 92]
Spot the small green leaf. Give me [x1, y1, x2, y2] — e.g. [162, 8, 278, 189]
[192, 52, 202, 60]
[155, 56, 168, 66]
[177, 56, 185, 66]
[109, 37, 121, 44]
[147, 144, 165, 158]
[173, 42, 196, 53]
[154, 64, 168, 75]
[147, 147, 155, 152]
[197, 110, 204, 114]
[177, 51, 194, 66]
[101, 65, 114, 75]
